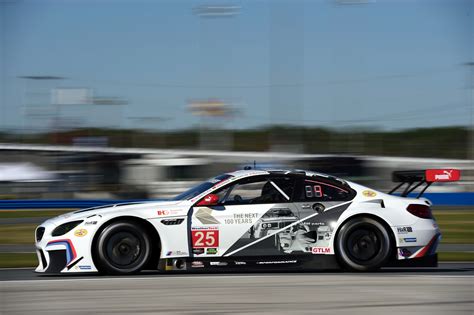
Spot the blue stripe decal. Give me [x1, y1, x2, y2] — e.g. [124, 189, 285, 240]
[46, 240, 74, 264]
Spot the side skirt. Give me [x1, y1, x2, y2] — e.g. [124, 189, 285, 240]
[159, 254, 342, 272]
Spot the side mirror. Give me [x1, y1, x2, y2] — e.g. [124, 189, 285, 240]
[197, 194, 219, 206]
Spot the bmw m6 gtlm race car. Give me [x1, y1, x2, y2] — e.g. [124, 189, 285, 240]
[34, 168, 460, 274]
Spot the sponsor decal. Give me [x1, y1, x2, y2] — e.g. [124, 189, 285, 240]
[234, 261, 246, 265]
[224, 213, 259, 225]
[362, 190, 377, 197]
[191, 261, 204, 268]
[397, 226, 413, 234]
[403, 237, 417, 243]
[74, 229, 88, 237]
[206, 248, 218, 255]
[78, 265, 92, 270]
[256, 260, 297, 265]
[192, 229, 219, 248]
[425, 169, 460, 182]
[195, 208, 220, 225]
[166, 250, 188, 256]
[157, 209, 181, 216]
[210, 261, 228, 266]
[157, 210, 170, 216]
[192, 248, 205, 255]
[311, 247, 332, 254]
[303, 221, 326, 227]
[192, 226, 218, 230]
[84, 221, 97, 225]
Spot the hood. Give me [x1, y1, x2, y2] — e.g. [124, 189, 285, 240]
[43, 200, 184, 226]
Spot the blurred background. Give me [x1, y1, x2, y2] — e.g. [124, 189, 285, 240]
[0, 0, 473, 266]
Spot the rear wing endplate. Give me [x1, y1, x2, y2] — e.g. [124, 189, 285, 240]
[389, 169, 460, 198]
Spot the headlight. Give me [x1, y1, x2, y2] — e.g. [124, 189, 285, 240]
[51, 220, 83, 237]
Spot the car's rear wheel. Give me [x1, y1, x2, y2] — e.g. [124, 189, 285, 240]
[335, 217, 391, 271]
[95, 221, 151, 275]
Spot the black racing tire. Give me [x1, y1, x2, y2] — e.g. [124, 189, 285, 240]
[335, 217, 391, 272]
[95, 221, 151, 275]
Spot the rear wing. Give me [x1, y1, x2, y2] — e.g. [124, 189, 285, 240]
[389, 169, 461, 198]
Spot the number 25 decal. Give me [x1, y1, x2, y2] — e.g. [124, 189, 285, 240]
[192, 230, 219, 248]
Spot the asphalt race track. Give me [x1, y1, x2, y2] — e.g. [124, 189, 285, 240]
[1, 263, 473, 314]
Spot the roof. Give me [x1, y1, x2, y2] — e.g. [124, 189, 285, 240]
[225, 168, 347, 185]
[226, 169, 269, 178]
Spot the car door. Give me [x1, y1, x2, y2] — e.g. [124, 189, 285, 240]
[290, 176, 356, 254]
[189, 175, 298, 258]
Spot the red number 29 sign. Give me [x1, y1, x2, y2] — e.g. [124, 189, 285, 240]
[192, 230, 219, 248]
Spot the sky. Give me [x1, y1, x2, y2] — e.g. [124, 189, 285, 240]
[0, 0, 473, 132]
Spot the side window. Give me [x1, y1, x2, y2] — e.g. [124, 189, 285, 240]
[298, 178, 352, 202]
[272, 177, 295, 200]
[214, 186, 232, 204]
[217, 176, 294, 205]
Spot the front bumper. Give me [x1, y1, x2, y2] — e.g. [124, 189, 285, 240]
[35, 222, 98, 273]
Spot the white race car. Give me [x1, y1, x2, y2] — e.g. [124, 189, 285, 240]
[34, 168, 460, 274]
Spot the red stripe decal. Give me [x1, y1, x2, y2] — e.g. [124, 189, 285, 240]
[415, 235, 437, 258]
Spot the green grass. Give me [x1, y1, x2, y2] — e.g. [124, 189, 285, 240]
[0, 253, 37, 268]
[0, 224, 37, 244]
[433, 210, 474, 244]
[438, 252, 474, 262]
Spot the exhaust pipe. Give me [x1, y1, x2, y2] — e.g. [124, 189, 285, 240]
[173, 259, 186, 270]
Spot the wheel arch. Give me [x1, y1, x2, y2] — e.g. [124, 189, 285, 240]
[91, 216, 162, 271]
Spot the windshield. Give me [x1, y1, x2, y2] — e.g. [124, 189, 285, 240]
[173, 174, 233, 200]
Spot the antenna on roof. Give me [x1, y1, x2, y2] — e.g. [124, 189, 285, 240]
[243, 161, 257, 170]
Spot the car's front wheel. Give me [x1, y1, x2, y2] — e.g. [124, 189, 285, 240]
[335, 217, 392, 271]
[95, 221, 151, 275]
